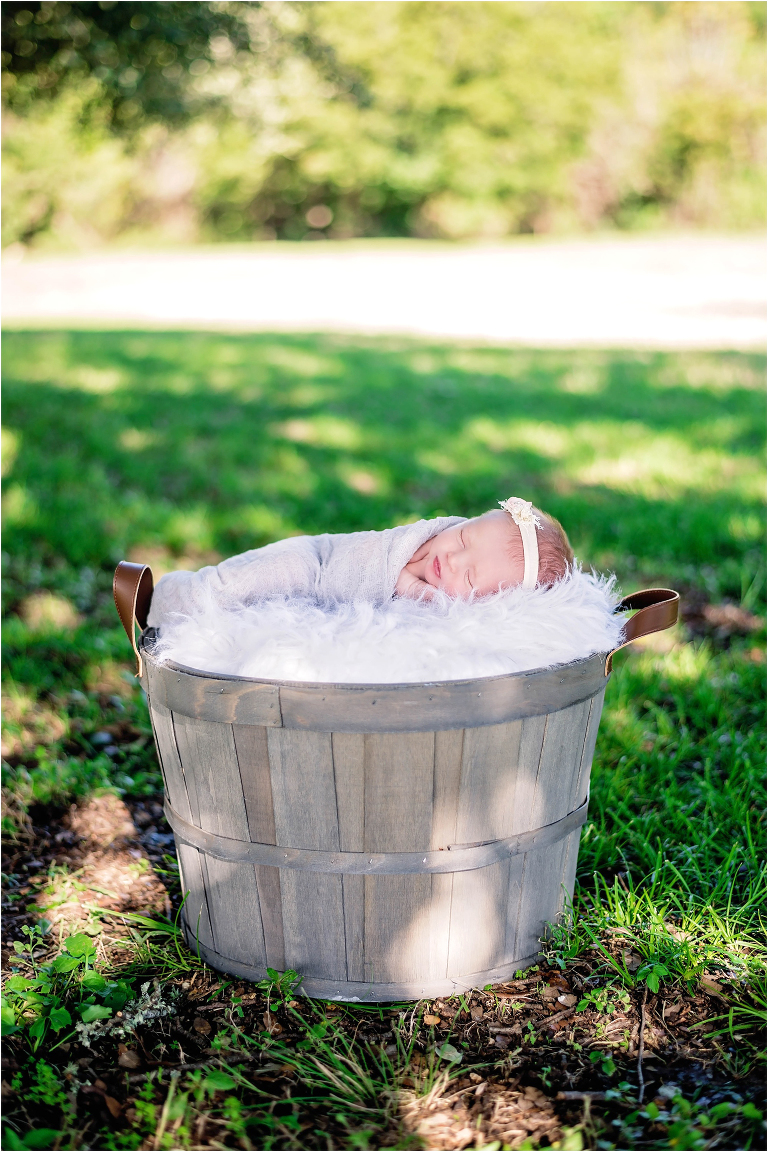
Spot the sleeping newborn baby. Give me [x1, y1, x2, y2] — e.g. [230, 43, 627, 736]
[146, 497, 573, 629]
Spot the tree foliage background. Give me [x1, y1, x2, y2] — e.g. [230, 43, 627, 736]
[2, 0, 765, 249]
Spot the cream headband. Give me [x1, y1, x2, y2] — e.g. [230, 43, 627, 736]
[499, 498, 542, 590]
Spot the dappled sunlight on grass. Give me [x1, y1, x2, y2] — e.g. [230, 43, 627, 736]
[2, 331, 762, 595]
[259, 345, 347, 379]
[337, 464, 387, 496]
[118, 427, 159, 453]
[2, 483, 37, 529]
[587, 640, 765, 923]
[575, 437, 761, 499]
[272, 414, 364, 450]
[635, 640, 721, 687]
[1, 685, 68, 761]
[19, 592, 82, 634]
[2, 426, 20, 475]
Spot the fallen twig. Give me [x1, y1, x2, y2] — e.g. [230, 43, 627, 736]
[637, 986, 648, 1104]
[556, 1091, 607, 1102]
[487, 1006, 576, 1037]
[656, 1001, 680, 1051]
[127, 1054, 283, 1083]
[539, 1007, 577, 1031]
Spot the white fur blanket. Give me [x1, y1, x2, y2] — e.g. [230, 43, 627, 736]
[151, 569, 624, 684]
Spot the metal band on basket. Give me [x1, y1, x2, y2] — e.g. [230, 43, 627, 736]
[164, 796, 589, 876]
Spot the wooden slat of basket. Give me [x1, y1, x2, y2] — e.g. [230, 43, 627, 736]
[428, 873, 454, 981]
[430, 728, 463, 850]
[266, 728, 347, 980]
[204, 856, 267, 970]
[363, 732, 434, 853]
[174, 714, 264, 968]
[575, 689, 605, 804]
[150, 700, 192, 823]
[268, 729, 340, 851]
[514, 839, 572, 963]
[447, 859, 511, 979]
[503, 853, 527, 963]
[331, 733, 366, 981]
[177, 842, 215, 952]
[361, 732, 434, 984]
[531, 698, 594, 829]
[233, 725, 276, 844]
[454, 720, 523, 845]
[280, 870, 347, 981]
[364, 873, 432, 984]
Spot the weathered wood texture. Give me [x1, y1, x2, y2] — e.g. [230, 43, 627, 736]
[147, 645, 606, 1000]
[143, 643, 608, 732]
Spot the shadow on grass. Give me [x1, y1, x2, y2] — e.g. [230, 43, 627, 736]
[2, 331, 765, 602]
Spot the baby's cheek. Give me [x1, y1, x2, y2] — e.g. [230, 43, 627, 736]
[446, 578, 469, 598]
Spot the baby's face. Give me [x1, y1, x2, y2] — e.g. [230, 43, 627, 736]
[421, 511, 523, 597]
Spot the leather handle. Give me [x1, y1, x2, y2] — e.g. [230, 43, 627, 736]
[605, 588, 679, 675]
[113, 561, 154, 678]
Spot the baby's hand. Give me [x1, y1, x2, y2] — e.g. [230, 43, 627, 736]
[395, 566, 433, 600]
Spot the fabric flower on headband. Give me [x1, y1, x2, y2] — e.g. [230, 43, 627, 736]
[498, 497, 542, 529]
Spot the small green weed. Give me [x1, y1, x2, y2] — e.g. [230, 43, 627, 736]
[616, 1092, 766, 1150]
[2, 922, 134, 1050]
[3, 1126, 67, 1151]
[576, 985, 631, 1015]
[256, 966, 303, 1006]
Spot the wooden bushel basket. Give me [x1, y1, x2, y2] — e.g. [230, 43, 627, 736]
[114, 563, 678, 1002]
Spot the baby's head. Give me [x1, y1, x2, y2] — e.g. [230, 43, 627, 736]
[420, 501, 573, 598]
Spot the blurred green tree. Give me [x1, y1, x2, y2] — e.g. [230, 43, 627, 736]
[1, 1, 252, 124]
[1, 1, 764, 248]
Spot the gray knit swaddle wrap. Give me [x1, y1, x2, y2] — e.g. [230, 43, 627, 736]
[146, 516, 465, 628]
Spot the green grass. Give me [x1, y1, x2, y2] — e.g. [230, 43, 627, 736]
[1, 331, 765, 1149]
[1, 333, 764, 585]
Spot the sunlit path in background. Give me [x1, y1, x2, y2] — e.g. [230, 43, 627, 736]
[4, 234, 764, 349]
